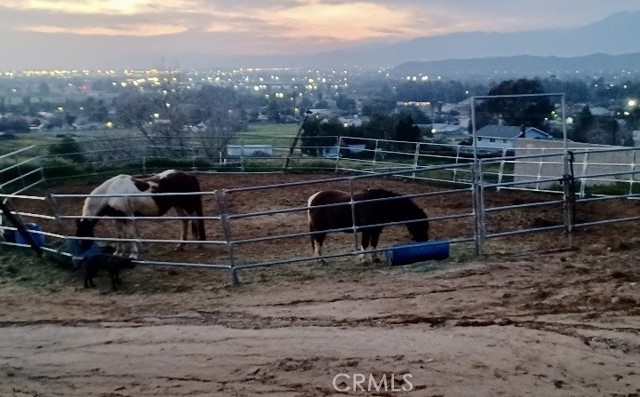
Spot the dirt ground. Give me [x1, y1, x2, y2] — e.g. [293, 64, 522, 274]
[1, 172, 639, 396]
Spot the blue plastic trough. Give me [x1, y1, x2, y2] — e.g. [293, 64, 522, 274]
[15, 223, 45, 247]
[385, 239, 450, 266]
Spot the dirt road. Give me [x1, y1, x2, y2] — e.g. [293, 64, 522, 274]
[1, 172, 640, 396]
[1, 245, 639, 396]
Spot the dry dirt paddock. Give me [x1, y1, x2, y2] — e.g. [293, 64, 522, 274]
[0, 172, 639, 396]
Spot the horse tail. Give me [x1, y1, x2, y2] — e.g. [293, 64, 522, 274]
[191, 174, 206, 241]
[308, 218, 316, 252]
[194, 202, 206, 241]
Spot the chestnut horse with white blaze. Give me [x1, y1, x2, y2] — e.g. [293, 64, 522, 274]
[307, 188, 429, 264]
[75, 169, 206, 258]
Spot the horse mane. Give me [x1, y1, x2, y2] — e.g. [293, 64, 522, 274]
[353, 188, 401, 201]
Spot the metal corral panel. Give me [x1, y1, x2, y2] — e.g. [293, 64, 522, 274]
[513, 139, 639, 189]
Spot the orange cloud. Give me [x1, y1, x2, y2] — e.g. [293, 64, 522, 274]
[23, 24, 187, 36]
[264, 2, 419, 41]
[2, 0, 195, 15]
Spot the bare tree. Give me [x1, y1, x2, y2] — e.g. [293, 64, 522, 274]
[115, 71, 245, 161]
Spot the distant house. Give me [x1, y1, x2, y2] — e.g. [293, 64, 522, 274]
[338, 115, 369, 127]
[192, 122, 207, 133]
[226, 144, 273, 157]
[419, 123, 468, 142]
[305, 109, 334, 118]
[589, 106, 613, 117]
[474, 125, 553, 151]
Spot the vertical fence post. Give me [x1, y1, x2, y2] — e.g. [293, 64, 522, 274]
[497, 148, 507, 192]
[580, 151, 589, 198]
[142, 145, 147, 175]
[216, 190, 239, 286]
[45, 194, 67, 238]
[477, 160, 487, 255]
[335, 136, 343, 173]
[372, 139, 379, 172]
[453, 145, 461, 183]
[472, 161, 485, 256]
[630, 149, 637, 195]
[562, 153, 575, 248]
[535, 151, 544, 191]
[37, 148, 47, 186]
[412, 142, 420, 179]
[240, 137, 245, 172]
[348, 179, 359, 256]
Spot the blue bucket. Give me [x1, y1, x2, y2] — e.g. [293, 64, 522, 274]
[386, 239, 450, 266]
[15, 223, 45, 247]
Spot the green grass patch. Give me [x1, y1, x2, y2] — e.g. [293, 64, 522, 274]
[583, 181, 640, 196]
[243, 123, 299, 136]
[0, 246, 77, 291]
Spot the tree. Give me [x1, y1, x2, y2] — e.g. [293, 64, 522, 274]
[0, 117, 29, 133]
[360, 114, 389, 141]
[336, 94, 357, 113]
[48, 136, 85, 163]
[570, 105, 593, 143]
[361, 98, 396, 117]
[299, 116, 343, 157]
[266, 99, 281, 123]
[38, 82, 50, 97]
[65, 113, 77, 127]
[44, 116, 63, 130]
[392, 115, 421, 150]
[115, 82, 243, 160]
[588, 116, 620, 145]
[481, 79, 555, 130]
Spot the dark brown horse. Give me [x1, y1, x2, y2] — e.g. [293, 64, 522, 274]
[76, 169, 206, 258]
[307, 188, 429, 263]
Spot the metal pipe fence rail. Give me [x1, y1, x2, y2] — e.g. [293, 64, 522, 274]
[33, 134, 481, 182]
[4, 139, 640, 284]
[0, 146, 45, 195]
[218, 168, 477, 279]
[0, 165, 479, 284]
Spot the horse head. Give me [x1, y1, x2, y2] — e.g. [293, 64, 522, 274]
[406, 211, 430, 242]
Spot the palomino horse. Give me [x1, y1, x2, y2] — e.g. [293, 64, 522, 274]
[75, 169, 206, 258]
[307, 188, 429, 263]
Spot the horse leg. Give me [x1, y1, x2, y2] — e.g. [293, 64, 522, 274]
[194, 203, 206, 246]
[114, 221, 125, 256]
[370, 229, 382, 263]
[189, 207, 205, 249]
[174, 208, 188, 251]
[359, 231, 370, 264]
[311, 231, 327, 265]
[126, 221, 139, 259]
[360, 228, 382, 263]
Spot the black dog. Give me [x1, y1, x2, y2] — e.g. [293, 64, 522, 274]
[83, 247, 136, 290]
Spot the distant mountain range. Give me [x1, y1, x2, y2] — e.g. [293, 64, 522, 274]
[177, 10, 640, 72]
[389, 53, 640, 80]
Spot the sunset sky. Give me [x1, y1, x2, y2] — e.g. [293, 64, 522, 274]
[2, 0, 640, 70]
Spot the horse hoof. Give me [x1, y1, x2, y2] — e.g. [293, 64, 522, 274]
[318, 258, 328, 265]
[129, 253, 138, 260]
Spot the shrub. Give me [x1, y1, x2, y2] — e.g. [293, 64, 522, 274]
[48, 137, 85, 163]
